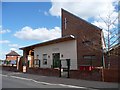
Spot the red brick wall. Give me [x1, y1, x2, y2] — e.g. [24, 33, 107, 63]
[61, 9, 103, 69]
[103, 69, 119, 82]
[6, 56, 19, 61]
[27, 68, 59, 77]
[105, 55, 119, 69]
[2, 66, 119, 82]
[105, 45, 120, 69]
[70, 69, 102, 81]
[27, 67, 102, 81]
[2, 66, 17, 72]
[109, 55, 119, 69]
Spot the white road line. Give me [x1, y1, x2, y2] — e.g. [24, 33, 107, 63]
[58, 84, 84, 88]
[0, 74, 8, 77]
[7, 72, 22, 76]
[31, 80, 86, 88]
[10, 76, 33, 81]
[8, 75, 84, 88]
[1, 74, 98, 89]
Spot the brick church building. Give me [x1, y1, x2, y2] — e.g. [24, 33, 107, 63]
[20, 9, 105, 70]
[61, 9, 105, 69]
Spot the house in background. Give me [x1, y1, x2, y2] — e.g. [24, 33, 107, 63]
[20, 9, 105, 71]
[6, 50, 20, 66]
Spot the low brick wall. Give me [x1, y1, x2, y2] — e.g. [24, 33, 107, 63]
[103, 69, 119, 82]
[27, 67, 102, 81]
[70, 69, 102, 81]
[27, 67, 59, 77]
[2, 66, 18, 72]
[2, 66, 119, 82]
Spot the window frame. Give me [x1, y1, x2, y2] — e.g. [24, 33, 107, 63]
[83, 55, 96, 66]
[43, 54, 47, 65]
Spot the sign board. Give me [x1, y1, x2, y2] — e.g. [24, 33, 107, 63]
[28, 55, 31, 61]
[23, 66, 26, 72]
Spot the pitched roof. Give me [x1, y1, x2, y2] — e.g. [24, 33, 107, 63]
[20, 35, 75, 50]
[6, 50, 20, 56]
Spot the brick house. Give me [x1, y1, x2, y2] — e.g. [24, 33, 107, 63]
[6, 50, 20, 65]
[20, 9, 105, 71]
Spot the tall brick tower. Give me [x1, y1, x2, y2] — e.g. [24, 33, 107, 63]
[61, 9, 103, 69]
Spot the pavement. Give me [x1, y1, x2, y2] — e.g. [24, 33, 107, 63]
[1, 70, 120, 89]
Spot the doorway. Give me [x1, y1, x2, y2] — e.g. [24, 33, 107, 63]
[52, 53, 60, 68]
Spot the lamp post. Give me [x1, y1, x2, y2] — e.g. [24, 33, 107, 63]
[102, 48, 106, 82]
[102, 49, 106, 68]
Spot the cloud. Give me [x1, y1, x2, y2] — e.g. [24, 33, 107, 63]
[14, 26, 61, 42]
[92, 11, 118, 37]
[0, 48, 22, 60]
[0, 26, 11, 34]
[10, 48, 17, 51]
[49, 0, 118, 41]
[92, 21, 109, 37]
[0, 42, 22, 59]
[0, 40, 10, 44]
[8, 44, 20, 48]
[49, 0, 118, 20]
[9, 47, 22, 56]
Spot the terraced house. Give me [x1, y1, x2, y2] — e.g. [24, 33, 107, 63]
[20, 9, 105, 71]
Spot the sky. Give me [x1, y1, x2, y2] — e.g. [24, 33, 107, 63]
[0, 0, 119, 60]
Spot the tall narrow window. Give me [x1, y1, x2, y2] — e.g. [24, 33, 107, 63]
[64, 18, 67, 29]
[43, 54, 47, 65]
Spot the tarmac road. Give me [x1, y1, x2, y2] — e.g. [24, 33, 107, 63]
[1, 70, 119, 89]
[2, 75, 70, 88]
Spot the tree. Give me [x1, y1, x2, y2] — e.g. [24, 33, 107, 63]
[98, 11, 119, 69]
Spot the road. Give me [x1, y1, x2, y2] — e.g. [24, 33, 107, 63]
[2, 75, 71, 88]
[1, 74, 89, 89]
[1, 70, 119, 89]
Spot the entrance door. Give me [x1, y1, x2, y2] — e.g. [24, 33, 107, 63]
[53, 53, 60, 68]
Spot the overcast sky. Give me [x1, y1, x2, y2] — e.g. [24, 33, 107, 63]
[0, 0, 118, 59]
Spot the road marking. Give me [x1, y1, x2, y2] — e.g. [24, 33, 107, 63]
[1, 74, 98, 89]
[0, 74, 8, 77]
[7, 72, 22, 76]
[31, 79, 89, 89]
[10, 76, 33, 81]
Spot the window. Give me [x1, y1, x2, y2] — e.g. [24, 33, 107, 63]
[36, 55, 39, 59]
[83, 55, 96, 59]
[83, 56, 92, 59]
[43, 54, 47, 65]
[83, 55, 96, 66]
[64, 18, 67, 29]
[7, 56, 9, 57]
[34, 60, 39, 65]
[34, 59, 40, 67]
[34, 55, 40, 67]
[82, 40, 93, 46]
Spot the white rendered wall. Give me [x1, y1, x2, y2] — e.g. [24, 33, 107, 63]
[34, 40, 77, 70]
